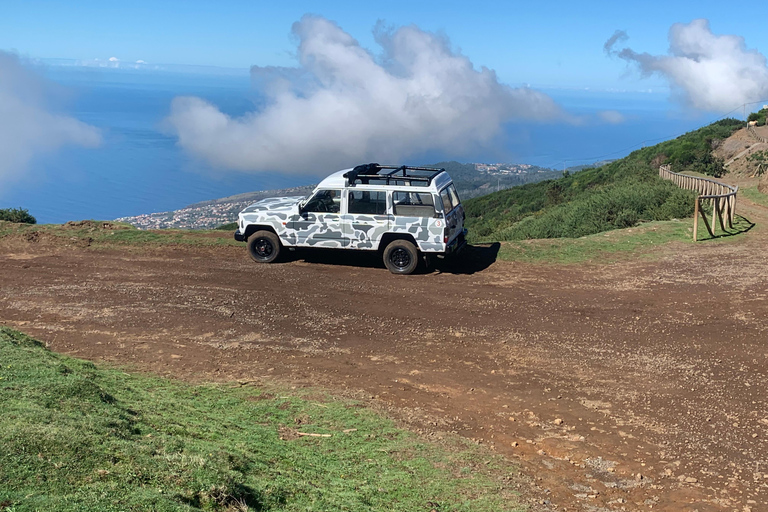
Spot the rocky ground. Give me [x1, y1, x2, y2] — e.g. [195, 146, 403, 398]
[1, 196, 768, 511]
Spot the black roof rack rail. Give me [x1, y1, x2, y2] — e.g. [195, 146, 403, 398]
[344, 163, 446, 186]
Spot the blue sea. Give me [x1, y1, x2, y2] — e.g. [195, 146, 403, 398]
[2, 67, 716, 224]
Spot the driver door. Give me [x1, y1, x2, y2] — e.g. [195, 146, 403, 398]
[291, 189, 345, 247]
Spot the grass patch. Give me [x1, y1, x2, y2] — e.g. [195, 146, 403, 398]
[0, 221, 241, 248]
[492, 220, 692, 264]
[0, 328, 524, 512]
[492, 213, 754, 265]
[740, 186, 768, 208]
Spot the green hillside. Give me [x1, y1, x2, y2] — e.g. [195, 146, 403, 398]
[465, 119, 742, 242]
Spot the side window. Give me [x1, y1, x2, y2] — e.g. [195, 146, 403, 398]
[440, 187, 454, 212]
[304, 189, 341, 213]
[447, 185, 461, 207]
[392, 191, 436, 217]
[348, 190, 387, 215]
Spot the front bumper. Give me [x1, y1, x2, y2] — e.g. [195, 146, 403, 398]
[446, 228, 468, 255]
[234, 229, 245, 242]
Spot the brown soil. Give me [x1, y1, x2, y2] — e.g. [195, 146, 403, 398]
[2, 203, 768, 511]
[716, 127, 768, 180]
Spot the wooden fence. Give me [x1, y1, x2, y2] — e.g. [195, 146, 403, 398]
[748, 125, 768, 144]
[659, 164, 738, 241]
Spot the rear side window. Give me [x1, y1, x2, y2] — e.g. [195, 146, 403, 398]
[348, 190, 387, 215]
[393, 191, 436, 217]
[440, 188, 454, 212]
[440, 185, 460, 212]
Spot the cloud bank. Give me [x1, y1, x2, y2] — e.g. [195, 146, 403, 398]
[605, 19, 768, 112]
[166, 15, 562, 174]
[597, 110, 625, 124]
[0, 52, 101, 183]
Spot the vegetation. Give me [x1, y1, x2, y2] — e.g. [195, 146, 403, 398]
[215, 222, 238, 231]
[485, 212, 753, 265]
[0, 327, 523, 512]
[465, 119, 742, 243]
[741, 186, 768, 208]
[0, 207, 36, 224]
[748, 108, 768, 126]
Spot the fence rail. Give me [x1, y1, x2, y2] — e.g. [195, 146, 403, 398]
[659, 164, 738, 241]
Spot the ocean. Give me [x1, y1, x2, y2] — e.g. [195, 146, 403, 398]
[2, 66, 717, 224]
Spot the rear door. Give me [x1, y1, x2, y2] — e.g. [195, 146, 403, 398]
[343, 189, 390, 249]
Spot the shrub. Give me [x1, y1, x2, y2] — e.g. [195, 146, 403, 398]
[0, 208, 36, 224]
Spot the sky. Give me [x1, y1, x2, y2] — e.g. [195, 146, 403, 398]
[2, 0, 767, 90]
[3, 1, 768, 221]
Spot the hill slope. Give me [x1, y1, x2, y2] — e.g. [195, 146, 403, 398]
[465, 119, 743, 242]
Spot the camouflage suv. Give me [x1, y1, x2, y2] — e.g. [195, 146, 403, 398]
[234, 163, 467, 274]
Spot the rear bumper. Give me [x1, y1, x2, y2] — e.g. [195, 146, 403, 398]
[446, 229, 468, 255]
[234, 229, 245, 242]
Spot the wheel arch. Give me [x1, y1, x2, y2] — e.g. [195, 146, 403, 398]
[243, 224, 277, 240]
[379, 232, 418, 251]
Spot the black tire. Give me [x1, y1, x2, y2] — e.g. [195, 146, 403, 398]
[383, 239, 419, 275]
[247, 230, 281, 263]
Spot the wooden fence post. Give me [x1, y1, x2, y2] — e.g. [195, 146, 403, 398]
[693, 197, 699, 241]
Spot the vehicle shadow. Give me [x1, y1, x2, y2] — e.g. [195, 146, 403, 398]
[280, 242, 500, 275]
[431, 243, 500, 275]
[284, 248, 384, 270]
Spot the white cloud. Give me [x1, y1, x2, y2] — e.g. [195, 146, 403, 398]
[605, 19, 768, 112]
[108, 56, 119, 62]
[166, 15, 563, 174]
[598, 110, 625, 124]
[0, 52, 102, 183]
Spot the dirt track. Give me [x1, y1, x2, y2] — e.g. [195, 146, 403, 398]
[2, 205, 768, 511]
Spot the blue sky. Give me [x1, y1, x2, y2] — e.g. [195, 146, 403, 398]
[2, 0, 766, 90]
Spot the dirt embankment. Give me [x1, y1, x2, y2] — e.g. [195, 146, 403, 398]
[716, 127, 768, 192]
[1, 214, 768, 511]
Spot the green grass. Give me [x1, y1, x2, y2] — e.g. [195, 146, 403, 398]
[741, 186, 768, 208]
[489, 214, 754, 265]
[491, 220, 692, 264]
[0, 328, 524, 512]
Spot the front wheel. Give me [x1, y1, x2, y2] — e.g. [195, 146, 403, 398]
[383, 240, 419, 275]
[247, 230, 281, 263]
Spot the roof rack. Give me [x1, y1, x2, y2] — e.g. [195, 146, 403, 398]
[344, 163, 446, 186]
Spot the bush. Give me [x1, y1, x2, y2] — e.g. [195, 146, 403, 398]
[0, 208, 36, 224]
[215, 221, 238, 230]
[748, 108, 767, 126]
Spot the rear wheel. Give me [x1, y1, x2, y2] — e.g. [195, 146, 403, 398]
[247, 230, 281, 263]
[383, 240, 418, 275]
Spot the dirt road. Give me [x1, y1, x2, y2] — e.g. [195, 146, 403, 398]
[1, 208, 767, 511]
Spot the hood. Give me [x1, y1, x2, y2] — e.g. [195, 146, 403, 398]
[241, 195, 305, 214]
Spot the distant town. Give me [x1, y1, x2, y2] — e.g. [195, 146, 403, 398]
[116, 201, 250, 231]
[474, 163, 544, 175]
